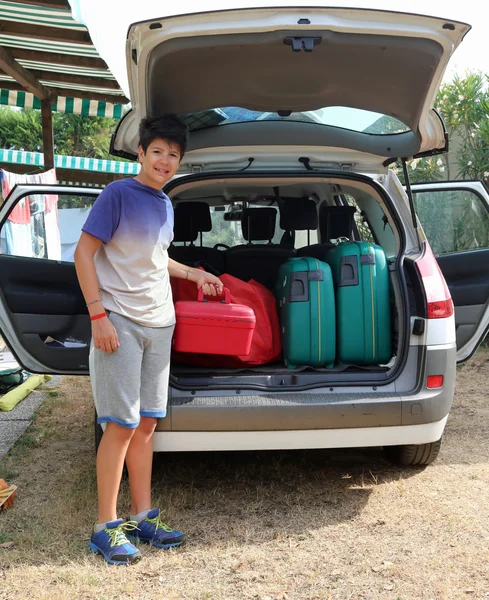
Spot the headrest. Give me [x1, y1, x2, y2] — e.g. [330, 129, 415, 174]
[279, 198, 318, 231]
[319, 205, 356, 242]
[172, 201, 212, 243]
[172, 217, 198, 243]
[241, 208, 277, 242]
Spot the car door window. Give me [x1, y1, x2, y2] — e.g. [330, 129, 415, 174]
[413, 188, 489, 255]
[412, 183, 489, 361]
[0, 193, 97, 262]
[343, 195, 376, 244]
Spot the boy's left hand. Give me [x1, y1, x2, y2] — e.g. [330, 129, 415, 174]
[195, 271, 224, 296]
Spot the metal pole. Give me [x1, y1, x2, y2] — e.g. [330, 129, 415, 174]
[41, 99, 54, 171]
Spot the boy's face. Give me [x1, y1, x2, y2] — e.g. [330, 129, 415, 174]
[137, 138, 182, 188]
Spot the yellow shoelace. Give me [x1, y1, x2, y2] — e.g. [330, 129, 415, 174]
[106, 520, 139, 548]
[145, 513, 173, 533]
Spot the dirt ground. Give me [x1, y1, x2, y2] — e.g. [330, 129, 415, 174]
[0, 350, 488, 600]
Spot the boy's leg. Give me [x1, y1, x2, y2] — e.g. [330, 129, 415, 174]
[125, 416, 157, 516]
[127, 323, 174, 513]
[124, 324, 185, 548]
[97, 422, 135, 523]
[89, 312, 146, 524]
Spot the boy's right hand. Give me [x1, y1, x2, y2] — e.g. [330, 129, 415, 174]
[92, 317, 120, 353]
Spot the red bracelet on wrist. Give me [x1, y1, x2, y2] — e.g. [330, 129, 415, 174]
[90, 312, 107, 321]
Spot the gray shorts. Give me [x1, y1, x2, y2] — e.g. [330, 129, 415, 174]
[89, 311, 174, 429]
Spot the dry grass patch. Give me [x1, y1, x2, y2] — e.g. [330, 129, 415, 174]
[0, 354, 488, 599]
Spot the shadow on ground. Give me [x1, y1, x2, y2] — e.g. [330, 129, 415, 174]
[0, 362, 488, 568]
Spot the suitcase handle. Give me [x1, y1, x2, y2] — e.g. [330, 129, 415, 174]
[288, 270, 324, 302]
[339, 255, 359, 287]
[197, 287, 230, 304]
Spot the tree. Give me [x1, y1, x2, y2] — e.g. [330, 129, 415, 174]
[0, 106, 120, 159]
[392, 155, 447, 185]
[436, 71, 489, 181]
[53, 113, 119, 159]
[395, 71, 489, 185]
[0, 107, 43, 152]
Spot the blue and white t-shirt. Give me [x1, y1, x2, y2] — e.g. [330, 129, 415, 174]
[82, 178, 175, 327]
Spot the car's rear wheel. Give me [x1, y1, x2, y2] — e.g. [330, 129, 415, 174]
[383, 438, 442, 466]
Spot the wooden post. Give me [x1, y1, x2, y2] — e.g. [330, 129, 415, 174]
[41, 99, 54, 171]
[0, 46, 55, 171]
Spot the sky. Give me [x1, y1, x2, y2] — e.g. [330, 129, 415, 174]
[69, 0, 488, 99]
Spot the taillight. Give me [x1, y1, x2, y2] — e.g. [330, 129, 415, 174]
[415, 242, 454, 319]
[427, 375, 444, 389]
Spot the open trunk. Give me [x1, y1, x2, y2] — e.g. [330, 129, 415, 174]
[114, 7, 469, 163]
[165, 171, 412, 392]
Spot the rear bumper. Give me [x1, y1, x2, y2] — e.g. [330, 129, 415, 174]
[153, 416, 448, 452]
[157, 343, 456, 434]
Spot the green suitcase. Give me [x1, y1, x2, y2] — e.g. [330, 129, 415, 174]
[325, 241, 392, 365]
[275, 257, 336, 369]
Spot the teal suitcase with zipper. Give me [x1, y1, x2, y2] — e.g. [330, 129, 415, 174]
[275, 257, 336, 369]
[324, 240, 391, 365]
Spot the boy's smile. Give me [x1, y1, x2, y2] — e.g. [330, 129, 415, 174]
[135, 138, 181, 190]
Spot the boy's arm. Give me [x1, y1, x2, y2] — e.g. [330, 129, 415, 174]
[74, 232, 119, 353]
[168, 258, 223, 296]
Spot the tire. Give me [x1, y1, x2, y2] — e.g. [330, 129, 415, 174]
[383, 438, 442, 467]
[94, 408, 103, 453]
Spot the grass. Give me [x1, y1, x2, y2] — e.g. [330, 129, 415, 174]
[0, 461, 18, 480]
[0, 361, 488, 599]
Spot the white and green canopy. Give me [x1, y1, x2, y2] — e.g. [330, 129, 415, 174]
[0, 89, 124, 118]
[0, 1, 128, 118]
[0, 148, 138, 175]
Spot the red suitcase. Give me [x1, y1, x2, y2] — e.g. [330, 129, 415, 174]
[173, 287, 256, 356]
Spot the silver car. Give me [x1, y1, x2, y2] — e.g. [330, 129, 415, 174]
[1, 7, 487, 466]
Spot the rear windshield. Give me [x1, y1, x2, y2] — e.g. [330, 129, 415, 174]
[172, 204, 285, 248]
[180, 106, 409, 135]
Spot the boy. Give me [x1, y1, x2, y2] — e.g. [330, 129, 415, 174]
[74, 115, 223, 565]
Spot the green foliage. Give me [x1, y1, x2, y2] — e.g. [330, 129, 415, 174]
[414, 189, 489, 255]
[436, 71, 489, 181]
[56, 195, 95, 209]
[394, 71, 489, 185]
[0, 106, 120, 159]
[437, 72, 487, 134]
[53, 113, 118, 159]
[345, 195, 375, 243]
[0, 107, 43, 151]
[393, 155, 447, 186]
[202, 211, 243, 247]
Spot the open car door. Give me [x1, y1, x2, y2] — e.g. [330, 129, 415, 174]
[411, 180, 489, 362]
[0, 185, 100, 374]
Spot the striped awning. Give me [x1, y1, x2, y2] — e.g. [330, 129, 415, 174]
[0, 148, 139, 175]
[0, 1, 129, 117]
[0, 88, 124, 118]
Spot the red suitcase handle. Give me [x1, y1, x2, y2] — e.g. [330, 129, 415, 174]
[197, 286, 231, 304]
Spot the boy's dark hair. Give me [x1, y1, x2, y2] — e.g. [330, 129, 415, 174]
[138, 114, 189, 158]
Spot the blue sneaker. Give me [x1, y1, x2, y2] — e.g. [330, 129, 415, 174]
[89, 519, 142, 565]
[126, 508, 186, 549]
